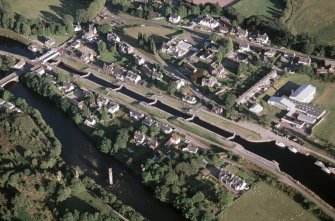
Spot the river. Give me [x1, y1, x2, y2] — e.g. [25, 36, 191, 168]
[5, 83, 186, 221]
[0, 37, 38, 60]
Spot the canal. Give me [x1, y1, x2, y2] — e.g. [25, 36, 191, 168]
[5, 83, 186, 221]
[78, 73, 335, 208]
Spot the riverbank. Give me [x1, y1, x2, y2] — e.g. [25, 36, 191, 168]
[0, 28, 30, 45]
[0, 87, 145, 221]
[5, 82, 186, 221]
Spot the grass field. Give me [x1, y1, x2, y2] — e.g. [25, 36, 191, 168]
[12, 0, 90, 21]
[123, 25, 179, 46]
[259, 74, 335, 145]
[197, 111, 262, 141]
[286, 0, 335, 44]
[232, 0, 284, 18]
[222, 182, 319, 221]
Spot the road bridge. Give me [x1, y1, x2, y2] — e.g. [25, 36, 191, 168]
[0, 72, 20, 87]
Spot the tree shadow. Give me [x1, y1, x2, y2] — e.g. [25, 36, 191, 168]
[40, 11, 62, 24]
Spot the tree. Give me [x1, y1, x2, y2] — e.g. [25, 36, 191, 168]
[21, 23, 31, 35]
[0, 0, 13, 17]
[100, 106, 109, 122]
[164, 6, 173, 17]
[97, 24, 112, 34]
[149, 38, 157, 54]
[99, 137, 112, 154]
[73, 113, 83, 124]
[225, 37, 234, 53]
[63, 14, 74, 33]
[113, 129, 129, 152]
[139, 125, 148, 134]
[178, 5, 187, 18]
[75, 9, 86, 23]
[97, 40, 107, 55]
[150, 125, 160, 138]
[56, 186, 71, 202]
[223, 93, 236, 110]
[167, 81, 177, 94]
[237, 62, 248, 76]
[138, 32, 143, 47]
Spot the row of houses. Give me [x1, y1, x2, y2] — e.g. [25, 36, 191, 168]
[219, 167, 249, 192]
[236, 69, 278, 105]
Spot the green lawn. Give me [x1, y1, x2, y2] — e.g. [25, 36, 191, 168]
[222, 182, 320, 221]
[12, 0, 90, 21]
[286, 0, 335, 44]
[197, 111, 262, 141]
[232, 0, 284, 18]
[168, 117, 234, 148]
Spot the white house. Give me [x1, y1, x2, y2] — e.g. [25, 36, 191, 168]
[134, 131, 146, 145]
[201, 76, 218, 88]
[97, 96, 109, 108]
[176, 79, 185, 90]
[71, 40, 81, 49]
[129, 110, 144, 121]
[107, 32, 120, 43]
[199, 16, 219, 29]
[238, 42, 250, 53]
[182, 95, 197, 104]
[156, 122, 173, 134]
[84, 117, 96, 127]
[134, 54, 145, 65]
[119, 42, 134, 54]
[169, 14, 181, 24]
[256, 33, 269, 44]
[235, 28, 248, 38]
[61, 83, 75, 93]
[107, 102, 120, 115]
[126, 71, 141, 84]
[73, 23, 82, 32]
[289, 84, 316, 103]
[210, 64, 226, 79]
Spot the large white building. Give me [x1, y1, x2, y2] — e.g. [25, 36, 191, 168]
[289, 84, 316, 103]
